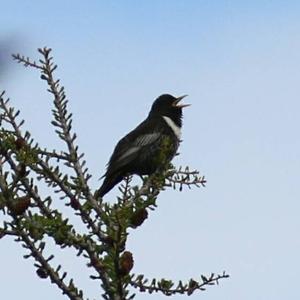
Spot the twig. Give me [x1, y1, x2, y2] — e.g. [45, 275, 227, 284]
[12, 53, 43, 70]
[130, 272, 229, 296]
[18, 226, 84, 300]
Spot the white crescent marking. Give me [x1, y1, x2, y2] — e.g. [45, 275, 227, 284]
[162, 116, 181, 139]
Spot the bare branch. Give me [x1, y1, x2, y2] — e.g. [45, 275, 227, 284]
[12, 53, 43, 70]
[18, 226, 85, 300]
[166, 166, 206, 190]
[131, 272, 229, 296]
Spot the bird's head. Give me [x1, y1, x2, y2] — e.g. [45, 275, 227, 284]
[149, 94, 190, 127]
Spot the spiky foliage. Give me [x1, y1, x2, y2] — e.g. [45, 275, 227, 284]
[0, 48, 228, 300]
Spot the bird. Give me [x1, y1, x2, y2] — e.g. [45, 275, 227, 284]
[96, 94, 190, 198]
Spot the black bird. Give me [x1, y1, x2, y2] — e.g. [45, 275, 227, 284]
[96, 94, 190, 198]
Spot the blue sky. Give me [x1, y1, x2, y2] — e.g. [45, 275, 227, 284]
[1, 1, 300, 299]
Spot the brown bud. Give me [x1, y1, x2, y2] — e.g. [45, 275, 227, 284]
[69, 197, 80, 210]
[187, 279, 198, 295]
[36, 267, 48, 279]
[129, 208, 148, 228]
[101, 235, 115, 247]
[15, 137, 26, 150]
[17, 163, 27, 178]
[11, 196, 31, 216]
[119, 251, 134, 276]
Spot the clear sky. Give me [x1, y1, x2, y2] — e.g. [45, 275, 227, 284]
[1, 1, 300, 299]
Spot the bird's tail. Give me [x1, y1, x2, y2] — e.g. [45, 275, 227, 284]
[95, 174, 122, 199]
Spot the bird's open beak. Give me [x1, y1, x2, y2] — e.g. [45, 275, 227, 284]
[173, 95, 191, 108]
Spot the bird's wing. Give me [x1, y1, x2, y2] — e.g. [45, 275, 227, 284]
[116, 133, 161, 163]
[105, 119, 162, 175]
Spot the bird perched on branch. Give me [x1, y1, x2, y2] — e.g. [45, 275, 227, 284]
[96, 94, 190, 198]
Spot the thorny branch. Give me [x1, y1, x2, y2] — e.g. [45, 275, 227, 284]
[19, 228, 85, 300]
[166, 166, 206, 190]
[0, 68, 107, 242]
[130, 272, 229, 296]
[0, 163, 84, 300]
[12, 53, 43, 70]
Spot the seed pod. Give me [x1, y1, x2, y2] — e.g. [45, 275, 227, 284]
[11, 196, 31, 216]
[36, 267, 48, 279]
[129, 208, 148, 228]
[15, 137, 26, 150]
[69, 197, 80, 210]
[119, 251, 134, 276]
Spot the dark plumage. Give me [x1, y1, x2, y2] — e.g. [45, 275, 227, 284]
[96, 94, 190, 198]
